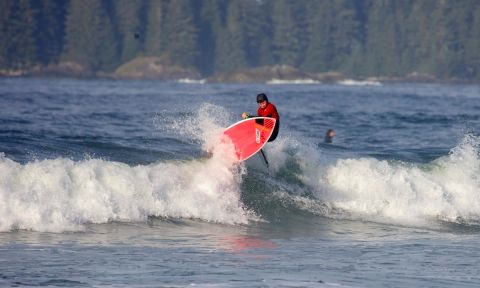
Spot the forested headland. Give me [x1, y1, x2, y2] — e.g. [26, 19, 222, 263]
[1, 0, 479, 82]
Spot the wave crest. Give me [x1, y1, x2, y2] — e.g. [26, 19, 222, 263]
[306, 134, 480, 226]
[0, 154, 251, 232]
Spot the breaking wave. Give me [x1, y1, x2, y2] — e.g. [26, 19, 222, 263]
[266, 134, 480, 227]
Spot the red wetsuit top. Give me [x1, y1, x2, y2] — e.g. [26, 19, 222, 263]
[257, 102, 279, 121]
[257, 102, 280, 142]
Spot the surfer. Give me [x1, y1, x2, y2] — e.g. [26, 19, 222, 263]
[324, 129, 336, 143]
[241, 93, 279, 168]
[242, 93, 280, 142]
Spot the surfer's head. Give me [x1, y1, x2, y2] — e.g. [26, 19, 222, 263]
[257, 93, 268, 106]
[257, 93, 268, 109]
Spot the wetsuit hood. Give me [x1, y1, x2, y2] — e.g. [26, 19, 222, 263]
[257, 93, 268, 103]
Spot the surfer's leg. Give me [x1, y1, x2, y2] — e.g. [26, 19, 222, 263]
[268, 123, 279, 142]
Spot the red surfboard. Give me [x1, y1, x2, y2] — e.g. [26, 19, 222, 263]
[222, 117, 276, 162]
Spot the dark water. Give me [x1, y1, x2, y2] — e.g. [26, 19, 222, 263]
[1, 78, 480, 287]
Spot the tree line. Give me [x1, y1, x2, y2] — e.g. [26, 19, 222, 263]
[1, 0, 479, 80]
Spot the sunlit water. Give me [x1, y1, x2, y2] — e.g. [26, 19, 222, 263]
[1, 78, 480, 287]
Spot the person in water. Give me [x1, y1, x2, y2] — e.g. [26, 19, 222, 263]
[324, 129, 336, 143]
[242, 93, 280, 142]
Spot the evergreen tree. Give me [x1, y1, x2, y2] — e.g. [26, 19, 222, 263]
[62, 0, 119, 71]
[363, 0, 402, 76]
[0, 0, 37, 69]
[113, 0, 146, 64]
[432, 1, 472, 78]
[303, 1, 330, 72]
[198, 0, 228, 74]
[220, 0, 250, 70]
[0, 0, 479, 80]
[144, 0, 168, 57]
[32, 0, 68, 65]
[211, 0, 272, 72]
[243, 0, 274, 67]
[271, 0, 304, 66]
[236, 0, 274, 67]
[330, 0, 362, 73]
[466, 2, 480, 79]
[165, 0, 198, 67]
[0, 0, 13, 68]
[396, 1, 429, 74]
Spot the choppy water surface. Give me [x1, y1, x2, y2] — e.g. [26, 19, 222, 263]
[1, 78, 480, 287]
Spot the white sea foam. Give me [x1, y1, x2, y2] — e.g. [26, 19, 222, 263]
[177, 78, 206, 84]
[297, 134, 480, 226]
[266, 79, 320, 85]
[0, 104, 252, 232]
[337, 79, 382, 86]
[0, 153, 251, 232]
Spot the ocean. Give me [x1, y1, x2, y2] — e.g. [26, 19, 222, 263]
[0, 77, 479, 287]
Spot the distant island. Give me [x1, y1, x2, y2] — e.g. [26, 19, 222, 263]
[1, 1, 479, 82]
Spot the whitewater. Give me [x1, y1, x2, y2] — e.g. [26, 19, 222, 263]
[1, 78, 480, 287]
[1, 131, 479, 232]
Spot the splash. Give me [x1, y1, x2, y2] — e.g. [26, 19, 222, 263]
[0, 104, 254, 232]
[154, 103, 233, 152]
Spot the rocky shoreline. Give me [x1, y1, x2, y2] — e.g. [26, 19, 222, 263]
[0, 57, 475, 84]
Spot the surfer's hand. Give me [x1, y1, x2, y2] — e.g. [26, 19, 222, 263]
[242, 112, 249, 119]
